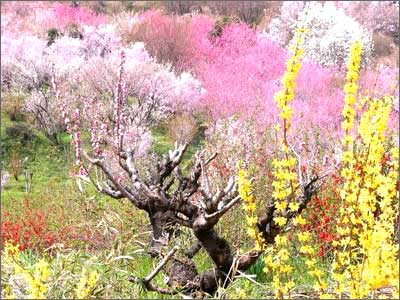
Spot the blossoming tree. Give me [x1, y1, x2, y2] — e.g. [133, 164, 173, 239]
[59, 28, 322, 296]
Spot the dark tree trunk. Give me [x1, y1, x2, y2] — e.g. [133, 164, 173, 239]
[148, 210, 177, 257]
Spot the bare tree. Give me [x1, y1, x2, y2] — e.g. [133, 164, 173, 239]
[83, 141, 320, 296]
[65, 51, 322, 296]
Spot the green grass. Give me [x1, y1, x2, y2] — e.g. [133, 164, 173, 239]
[1, 110, 329, 299]
[1, 113, 74, 207]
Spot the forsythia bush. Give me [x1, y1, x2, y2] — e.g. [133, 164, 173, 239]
[238, 37, 399, 299]
[331, 41, 399, 298]
[264, 27, 327, 298]
[2, 242, 50, 299]
[1, 242, 100, 299]
[238, 164, 264, 252]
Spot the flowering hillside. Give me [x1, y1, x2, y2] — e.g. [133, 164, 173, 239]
[1, 1, 399, 299]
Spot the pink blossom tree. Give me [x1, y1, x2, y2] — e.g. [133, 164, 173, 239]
[61, 50, 321, 298]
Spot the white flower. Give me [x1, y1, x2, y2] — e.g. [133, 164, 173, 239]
[288, 2, 374, 67]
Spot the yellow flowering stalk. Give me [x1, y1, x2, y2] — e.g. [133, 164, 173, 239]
[25, 259, 50, 299]
[333, 91, 399, 298]
[271, 27, 306, 222]
[341, 41, 362, 139]
[297, 231, 327, 294]
[332, 40, 364, 296]
[1, 242, 20, 299]
[2, 241, 20, 264]
[237, 164, 264, 251]
[1, 242, 50, 299]
[3, 284, 15, 300]
[263, 28, 309, 299]
[353, 97, 398, 298]
[263, 237, 294, 298]
[313, 42, 364, 299]
[75, 268, 99, 299]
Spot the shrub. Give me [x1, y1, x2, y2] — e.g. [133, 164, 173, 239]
[209, 15, 241, 38]
[1, 243, 101, 299]
[300, 175, 341, 258]
[288, 2, 374, 68]
[24, 90, 65, 145]
[47, 3, 107, 31]
[5, 124, 34, 146]
[1, 200, 58, 252]
[75, 42, 203, 127]
[1, 34, 50, 91]
[121, 10, 196, 71]
[203, 117, 262, 188]
[8, 152, 24, 181]
[81, 23, 122, 57]
[2, 93, 26, 121]
[0, 1, 107, 37]
[163, 1, 279, 26]
[193, 23, 285, 124]
[208, 1, 278, 25]
[167, 113, 198, 144]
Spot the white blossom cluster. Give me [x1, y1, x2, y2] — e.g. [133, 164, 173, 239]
[265, 1, 305, 46]
[290, 2, 374, 68]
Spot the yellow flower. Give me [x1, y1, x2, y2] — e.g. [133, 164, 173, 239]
[300, 245, 314, 255]
[75, 268, 99, 299]
[275, 201, 288, 212]
[288, 202, 300, 212]
[274, 216, 287, 227]
[275, 235, 288, 246]
[279, 106, 294, 120]
[285, 280, 295, 290]
[246, 215, 257, 226]
[293, 215, 306, 226]
[2, 241, 20, 263]
[297, 232, 311, 242]
[247, 228, 256, 239]
[237, 166, 264, 250]
[344, 83, 358, 94]
[3, 284, 15, 299]
[277, 249, 290, 261]
[305, 258, 316, 268]
[268, 28, 309, 299]
[24, 259, 50, 299]
[341, 40, 363, 140]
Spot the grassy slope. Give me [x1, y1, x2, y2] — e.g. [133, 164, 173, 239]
[1, 112, 321, 298]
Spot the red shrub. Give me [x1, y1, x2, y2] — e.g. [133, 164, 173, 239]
[1, 199, 118, 253]
[300, 174, 342, 258]
[1, 200, 57, 251]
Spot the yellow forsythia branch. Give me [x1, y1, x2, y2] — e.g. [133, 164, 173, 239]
[263, 28, 312, 299]
[331, 40, 399, 299]
[237, 164, 263, 251]
[2, 241, 50, 299]
[75, 267, 99, 299]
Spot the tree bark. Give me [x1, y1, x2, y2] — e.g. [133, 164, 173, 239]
[148, 210, 177, 257]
